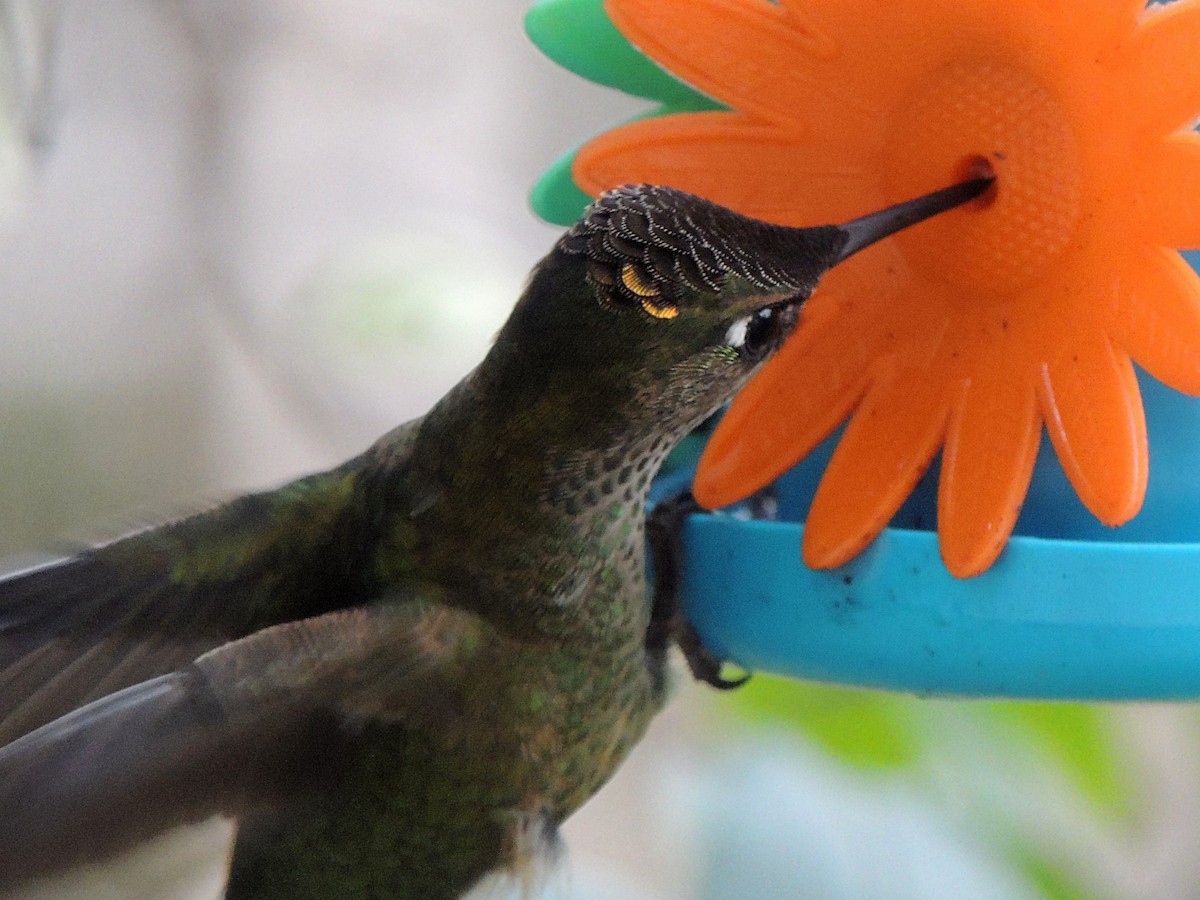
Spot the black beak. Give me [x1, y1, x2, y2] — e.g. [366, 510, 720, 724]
[836, 177, 993, 263]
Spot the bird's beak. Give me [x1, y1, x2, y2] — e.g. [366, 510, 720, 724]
[835, 176, 993, 263]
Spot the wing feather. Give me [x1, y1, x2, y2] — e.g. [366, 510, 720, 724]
[0, 600, 479, 892]
[0, 463, 378, 743]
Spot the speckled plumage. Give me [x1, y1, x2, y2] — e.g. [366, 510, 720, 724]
[562, 183, 845, 313]
[0, 181, 987, 898]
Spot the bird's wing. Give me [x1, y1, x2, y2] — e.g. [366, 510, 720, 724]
[0, 459, 386, 744]
[0, 599, 482, 891]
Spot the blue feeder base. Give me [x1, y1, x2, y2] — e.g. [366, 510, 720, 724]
[661, 370, 1200, 701]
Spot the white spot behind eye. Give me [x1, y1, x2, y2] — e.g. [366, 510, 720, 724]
[725, 316, 750, 349]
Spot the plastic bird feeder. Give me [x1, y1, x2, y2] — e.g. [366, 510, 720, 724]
[529, 0, 1200, 699]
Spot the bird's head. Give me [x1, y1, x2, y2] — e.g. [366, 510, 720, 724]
[490, 179, 990, 448]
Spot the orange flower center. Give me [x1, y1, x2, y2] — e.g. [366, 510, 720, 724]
[886, 59, 1083, 296]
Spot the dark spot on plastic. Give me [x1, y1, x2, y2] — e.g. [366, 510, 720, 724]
[955, 154, 998, 208]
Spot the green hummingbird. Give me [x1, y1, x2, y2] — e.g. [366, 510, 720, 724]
[0, 177, 989, 898]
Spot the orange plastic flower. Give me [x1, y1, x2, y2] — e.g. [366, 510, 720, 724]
[570, 0, 1200, 577]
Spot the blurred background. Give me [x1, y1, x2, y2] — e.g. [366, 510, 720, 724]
[4, 2, 1200, 898]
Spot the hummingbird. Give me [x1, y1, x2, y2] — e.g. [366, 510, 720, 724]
[0, 177, 989, 898]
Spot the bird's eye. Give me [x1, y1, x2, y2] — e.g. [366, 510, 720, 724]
[725, 307, 784, 362]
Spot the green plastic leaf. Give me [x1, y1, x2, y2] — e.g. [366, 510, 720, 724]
[530, 149, 593, 226]
[530, 95, 727, 225]
[526, 0, 728, 224]
[525, 0, 708, 105]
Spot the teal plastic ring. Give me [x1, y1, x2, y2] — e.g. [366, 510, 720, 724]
[664, 300, 1200, 702]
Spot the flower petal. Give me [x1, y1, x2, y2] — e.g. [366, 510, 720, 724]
[1038, 338, 1147, 525]
[1110, 245, 1200, 395]
[1136, 133, 1200, 248]
[695, 293, 887, 508]
[938, 375, 1041, 578]
[606, 0, 880, 128]
[1113, 1, 1200, 134]
[573, 112, 875, 220]
[1066, 0, 1153, 58]
[802, 371, 953, 569]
